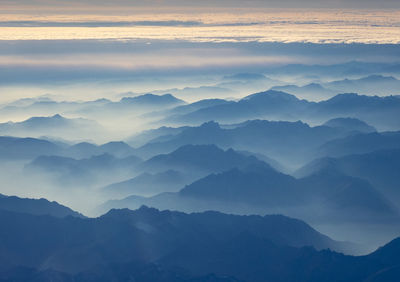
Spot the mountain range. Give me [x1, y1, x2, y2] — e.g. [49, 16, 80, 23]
[0, 204, 399, 282]
[162, 90, 400, 131]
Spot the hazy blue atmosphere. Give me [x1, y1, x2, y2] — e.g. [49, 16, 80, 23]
[0, 0, 399, 281]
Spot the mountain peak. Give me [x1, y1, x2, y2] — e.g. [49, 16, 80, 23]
[242, 90, 299, 102]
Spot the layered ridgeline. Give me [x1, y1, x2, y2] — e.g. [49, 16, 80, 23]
[101, 154, 399, 224]
[1, 91, 399, 143]
[129, 118, 399, 168]
[161, 91, 400, 131]
[0, 198, 399, 282]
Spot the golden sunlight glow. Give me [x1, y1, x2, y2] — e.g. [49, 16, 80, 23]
[0, 10, 399, 43]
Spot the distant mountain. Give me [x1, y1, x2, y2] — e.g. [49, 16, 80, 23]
[0, 205, 399, 282]
[140, 144, 264, 176]
[0, 136, 62, 160]
[153, 86, 235, 100]
[163, 98, 233, 117]
[166, 90, 310, 124]
[312, 93, 400, 130]
[0, 114, 103, 140]
[163, 91, 400, 131]
[323, 117, 376, 133]
[0, 98, 111, 123]
[135, 120, 357, 167]
[271, 83, 335, 100]
[63, 141, 137, 158]
[120, 93, 185, 107]
[126, 125, 190, 147]
[318, 131, 400, 158]
[103, 170, 189, 198]
[25, 153, 142, 187]
[223, 73, 267, 81]
[103, 163, 397, 224]
[295, 149, 400, 207]
[324, 75, 400, 95]
[0, 194, 84, 218]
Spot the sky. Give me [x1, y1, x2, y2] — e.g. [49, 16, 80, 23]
[0, 0, 399, 102]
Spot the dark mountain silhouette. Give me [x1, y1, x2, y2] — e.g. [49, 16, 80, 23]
[0, 206, 347, 272]
[323, 117, 376, 133]
[0, 194, 84, 218]
[0, 206, 399, 282]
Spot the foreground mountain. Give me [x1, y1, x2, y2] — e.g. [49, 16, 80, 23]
[0, 205, 399, 282]
[0, 194, 84, 218]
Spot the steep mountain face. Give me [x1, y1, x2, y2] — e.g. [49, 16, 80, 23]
[140, 144, 263, 175]
[0, 194, 84, 218]
[102, 170, 189, 197]
[103, 163, 397, 224]
[179, 164, 299, 206]
[0, 206, 399, 282]
[296, 149, 400, 206]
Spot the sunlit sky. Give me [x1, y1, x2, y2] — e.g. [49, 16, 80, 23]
[0, 1, 399, 103]
[0, 10, 399, 43]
